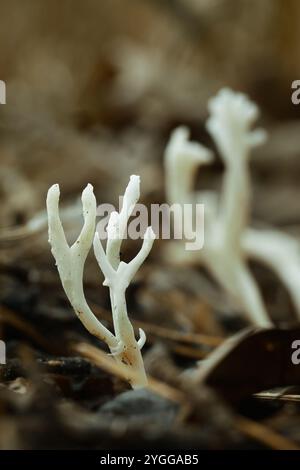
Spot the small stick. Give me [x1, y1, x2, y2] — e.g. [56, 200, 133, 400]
[236, 416, 300, 451]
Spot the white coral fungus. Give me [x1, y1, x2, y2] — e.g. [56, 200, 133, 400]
[47, 175, 155, 388]
[165, 88, 300, 327]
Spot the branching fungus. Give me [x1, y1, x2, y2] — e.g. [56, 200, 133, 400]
[47, 175, 155, 388]
[165, 88, 284, 327]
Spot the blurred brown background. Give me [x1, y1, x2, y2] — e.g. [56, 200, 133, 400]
[1, 0, 300, 451]
[0, 0, 300, 230]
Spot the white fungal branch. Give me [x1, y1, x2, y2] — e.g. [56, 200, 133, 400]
[164, 126, 213, 206]
[106, 175, 141, 269]
[94, 226, 155, 346]
[47, 176, 155, 388]
[47, 184, 117, 348]
[206, 89, 267, 251]
[243, 229, 300, 318]
[164, 88, 273, 327]
[93, 176, 155, 387]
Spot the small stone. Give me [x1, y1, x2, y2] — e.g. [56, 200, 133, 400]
[99, 388, 177, 425]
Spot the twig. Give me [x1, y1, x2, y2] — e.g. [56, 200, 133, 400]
[91, 302, 223, 348]
[254, 389, 300, 403]
[236, 416, 300, 450]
